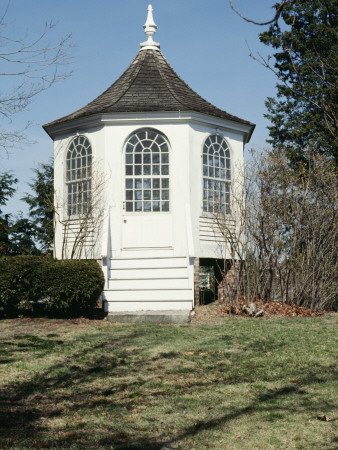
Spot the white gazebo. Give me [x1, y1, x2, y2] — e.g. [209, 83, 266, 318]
[43, 5, 255, 322]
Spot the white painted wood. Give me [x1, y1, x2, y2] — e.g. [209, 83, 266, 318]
[140, 4, 160, 50]
[104, 289, 193, 301]
[199, 217, 225, 240]
[47, 112, 253, 145]
[53, 119, 246, 261]
[105, 301, 193, 312]
[109, 278, 190, 290]
[50, 45, 249, 313]
[122, 214, 173, 249]
[185, 203, 195, 257]
[109, 256, 187, 269]
[110, 267, 188, 279]
[117, 248, 175, 258]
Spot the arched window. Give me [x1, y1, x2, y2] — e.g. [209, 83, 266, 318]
[66, 136, 92, 216]
[125, 129, 169, 212]
[203, 134, 231, 214]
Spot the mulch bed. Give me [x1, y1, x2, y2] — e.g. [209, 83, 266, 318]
[191, 299, 336, 325]
[220, 298, 329, 318]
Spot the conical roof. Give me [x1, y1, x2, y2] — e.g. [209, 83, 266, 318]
[43, 48, 255, 136]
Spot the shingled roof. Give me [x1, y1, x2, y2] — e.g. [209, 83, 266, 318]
[43, 48, 255, 134]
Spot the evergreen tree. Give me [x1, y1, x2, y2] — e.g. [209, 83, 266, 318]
[22, 161, 54, 253]
[0, 172, 17, 256]
[6, 214, 39, 256]
[259, 0, 337, 165]
[0, 172, 17, 211]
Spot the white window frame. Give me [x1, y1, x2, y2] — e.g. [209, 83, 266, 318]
[202, 133, 231, 215]
[124, 128, 170, 213]
[65, 135, 92, 217]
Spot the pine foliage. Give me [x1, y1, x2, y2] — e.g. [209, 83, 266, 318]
[260, 0, 337, 164]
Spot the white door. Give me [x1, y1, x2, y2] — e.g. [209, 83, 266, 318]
[122, 128, 173, 250]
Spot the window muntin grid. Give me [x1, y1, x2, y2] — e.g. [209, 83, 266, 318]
[203, 134, 231, 214]
[66, 136, 92, 216]
[125, 129, 169, 212]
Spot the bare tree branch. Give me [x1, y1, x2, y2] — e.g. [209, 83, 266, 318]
[54, 162, 109, 260]
[228, 0, 288, 26]
[246, 42, 337, 137]
[216, 150, 337, 311]
[0, 5, 73, 154]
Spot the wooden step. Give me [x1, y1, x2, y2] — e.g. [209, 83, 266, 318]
[110, 267, 188, 280]
[109, 256, 187, 269]
[104, 288, 193, 302]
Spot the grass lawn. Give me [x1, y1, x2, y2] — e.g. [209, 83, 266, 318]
[0, 316, 337, 449]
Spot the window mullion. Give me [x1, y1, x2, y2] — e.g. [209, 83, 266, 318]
[203, 135, 231, 214]
[125, 129, 170, 213]
[66, 136, 92, 218]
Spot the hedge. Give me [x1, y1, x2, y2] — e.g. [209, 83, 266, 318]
[0, 256, 105, 318]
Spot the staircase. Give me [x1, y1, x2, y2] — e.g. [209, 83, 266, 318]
[103, 255, 194, 313]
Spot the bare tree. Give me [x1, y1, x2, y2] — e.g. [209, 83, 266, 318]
[54, 163, 108, 260]
[0, 3, 72, 153]
[216, 150, 337, 311]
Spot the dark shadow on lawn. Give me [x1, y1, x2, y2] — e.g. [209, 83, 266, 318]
[0, 329, 336, 449]
[146, 369, 337, 450]
[0, 335, 65, 364]
[0, 326, 178, 435]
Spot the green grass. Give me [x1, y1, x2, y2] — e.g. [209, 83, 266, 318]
[0, 316, 337, 449]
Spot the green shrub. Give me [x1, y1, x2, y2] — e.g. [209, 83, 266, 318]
[0, 255, 48, 317]
[42, 259, 105, 317]
[0, 256, 104, 318]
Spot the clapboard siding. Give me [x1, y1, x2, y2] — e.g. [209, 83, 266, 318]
[104, 255, 194, 311]
[62, 220, 95, 245]
[199, 216, 235, 242]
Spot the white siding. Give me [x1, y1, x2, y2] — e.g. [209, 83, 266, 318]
[52, 112, 248, 311]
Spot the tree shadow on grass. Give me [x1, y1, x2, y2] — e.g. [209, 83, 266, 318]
[0, 334, 66, 365]
[156, 370, 337, 448]
[95, 370, 337, 450]
[0, 329, 336, 449]
[1, 329, 148, 408]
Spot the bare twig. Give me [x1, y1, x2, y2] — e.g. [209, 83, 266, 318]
[0, 5, 73, 154]
[246, 43, 337, 137]
[215, 150, 337, 311]
[228, 0, 288, 26]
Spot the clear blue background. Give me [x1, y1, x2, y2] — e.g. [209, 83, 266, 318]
[1, 0, 278, 215]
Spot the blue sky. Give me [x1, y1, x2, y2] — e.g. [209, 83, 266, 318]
[1, 0, 278, 215]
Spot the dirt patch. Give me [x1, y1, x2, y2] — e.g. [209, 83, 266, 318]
[191, 302, 231, 325]
[0, 316, 114, 339]
[1, 304, 336, 333]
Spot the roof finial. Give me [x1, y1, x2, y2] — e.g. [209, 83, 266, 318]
[140, 4, 160, 50]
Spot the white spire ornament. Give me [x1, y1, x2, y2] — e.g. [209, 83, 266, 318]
[140, 4, 160, 50]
